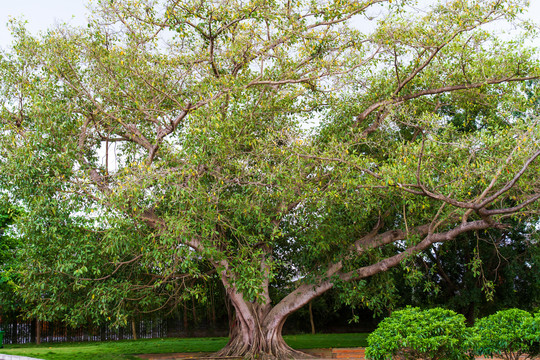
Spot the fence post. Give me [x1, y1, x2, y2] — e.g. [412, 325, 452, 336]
[30, 319, 36, 344]
[12, 318, 18, 344]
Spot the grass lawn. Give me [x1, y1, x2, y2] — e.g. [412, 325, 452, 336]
[0, 333, 369, 360]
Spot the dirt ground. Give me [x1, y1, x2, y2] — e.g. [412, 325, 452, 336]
[134, 347, 524, 360]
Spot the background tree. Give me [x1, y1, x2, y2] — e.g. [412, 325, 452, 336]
[393, 224, 540, 324]
[1, 0, 539, 358]
[0, 197, 21, 320]
[381, 81, 540, 322]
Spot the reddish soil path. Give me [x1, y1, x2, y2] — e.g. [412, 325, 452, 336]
[328, 348, 512, 360]
[135, 347, 516, 360]
[134, 348, 367, 360]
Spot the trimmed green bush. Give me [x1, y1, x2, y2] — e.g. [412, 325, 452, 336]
[471, 309, 540, 360]
[365, 307, 472, 360]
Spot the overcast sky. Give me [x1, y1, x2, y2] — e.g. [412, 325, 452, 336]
[0, 0, 539, 48]
[0, 0, 87, 47]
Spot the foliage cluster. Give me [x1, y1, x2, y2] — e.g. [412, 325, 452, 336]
[471, 309, 540, 360]
[365, 307, 540, 360]
[0, 198, 22, 316]
[365, 307, 471, 360]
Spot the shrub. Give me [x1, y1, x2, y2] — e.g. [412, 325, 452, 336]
[471, 309, 540, 360]
[365, 307, 472, 360]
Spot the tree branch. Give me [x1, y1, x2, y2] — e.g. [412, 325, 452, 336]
[356, 76, 540, 128]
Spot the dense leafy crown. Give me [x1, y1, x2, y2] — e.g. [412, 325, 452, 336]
[0, 0, 539, 324]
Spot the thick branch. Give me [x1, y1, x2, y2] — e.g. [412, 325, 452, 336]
[354, 224, 430, 254]
[147, 105, 191, 164]
[356, 76, 540, 130]
[269, 217, 506, 327]
[263, 262, 343, 329]
[484, 193, 540, 216]
[342, 219, 497, 282]
[476, 149, 540, 209]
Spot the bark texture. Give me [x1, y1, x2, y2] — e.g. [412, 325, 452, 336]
[214, 289, 311, 360]
[215, 318, 307, 360]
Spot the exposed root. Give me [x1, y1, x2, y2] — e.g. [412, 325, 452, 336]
[214, 332, 313, 360]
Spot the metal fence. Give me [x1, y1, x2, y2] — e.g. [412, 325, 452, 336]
[0, 316, 226, 345]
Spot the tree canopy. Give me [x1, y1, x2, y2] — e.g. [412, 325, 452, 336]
[0, 0, 539, 357]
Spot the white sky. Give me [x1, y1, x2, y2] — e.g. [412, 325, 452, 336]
[0, 0, 539, 48]
[0, 1, 88, 47]
[1, 0, 540, 45]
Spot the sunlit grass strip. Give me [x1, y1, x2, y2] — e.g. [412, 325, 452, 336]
[0, 333, 369, 360]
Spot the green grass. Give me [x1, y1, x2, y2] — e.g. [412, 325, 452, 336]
[0, 333, 369, 360]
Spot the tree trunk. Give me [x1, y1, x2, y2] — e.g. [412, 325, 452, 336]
[214, 292, 310, 360]
[225, 297, 234, 333]
[192, 298, 198, 326]
[183, 301, 188, 331]
[131, 319, 138, 340]
[309, 302, 316, 335]
[210, 257, 341, 359]
[36, 320, 41, 345]
[215, 313, 307, 360]
[210, 283, 217, 329]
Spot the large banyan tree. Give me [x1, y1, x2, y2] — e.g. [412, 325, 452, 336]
[1, 0, 539, 357]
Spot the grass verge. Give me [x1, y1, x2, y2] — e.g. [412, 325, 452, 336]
[0, 333, 369, 360]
